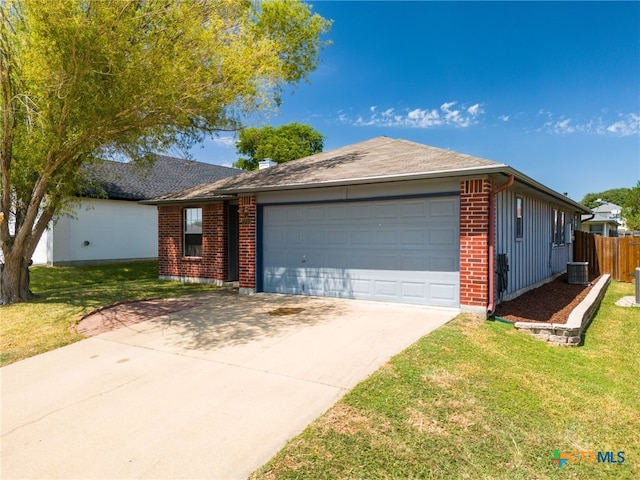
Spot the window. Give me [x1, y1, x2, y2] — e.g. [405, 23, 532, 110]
[552, 208, 565, 246]
[515, 196, 523, 239]
[184, 208, 202, 257]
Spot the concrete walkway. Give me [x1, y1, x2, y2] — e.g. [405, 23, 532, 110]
[1, 293, 456, 479]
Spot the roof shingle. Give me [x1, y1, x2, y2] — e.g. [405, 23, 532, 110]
[152, 137, 504, 202]
[82, 155, 242, 201]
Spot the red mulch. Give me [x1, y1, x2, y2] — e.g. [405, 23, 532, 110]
[75, 298, 204, 337]
[494, 274, 601, 324]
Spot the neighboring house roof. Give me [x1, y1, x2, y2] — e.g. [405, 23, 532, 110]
[147, 136, 589, 213]
[582, 202, 623, 225]
[592, 202, 622, 213]
[82, 155, 242, 201]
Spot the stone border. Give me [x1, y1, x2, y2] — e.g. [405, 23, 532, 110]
[513, 274, 611, 346]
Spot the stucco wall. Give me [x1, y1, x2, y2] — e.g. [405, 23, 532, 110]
[46, 198, 158, 265]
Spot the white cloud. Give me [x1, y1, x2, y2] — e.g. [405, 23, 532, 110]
[498, 115, 510, 122]
[209, 135, 236, 148]
[539, 112, 639, 136]
[605, 113, 640, 136]
[345, 101, 484, 129]
[467, 104, 482, 116]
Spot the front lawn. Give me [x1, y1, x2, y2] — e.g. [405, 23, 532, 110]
[0, 261, 218, 366]
[251, 281, 640, 480]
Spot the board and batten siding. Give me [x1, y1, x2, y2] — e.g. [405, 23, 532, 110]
[495, 189, 574, 301]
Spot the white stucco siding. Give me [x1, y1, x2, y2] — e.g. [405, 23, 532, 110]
[31, 229, 52, 265]
[50, 198, 158, 264]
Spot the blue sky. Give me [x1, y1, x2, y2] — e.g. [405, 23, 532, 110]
[190, 1, 640, 202]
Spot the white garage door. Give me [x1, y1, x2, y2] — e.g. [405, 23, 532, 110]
[262, 196, 460, 307]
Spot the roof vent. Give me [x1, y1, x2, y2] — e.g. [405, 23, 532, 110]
[258, 159, 277, 170]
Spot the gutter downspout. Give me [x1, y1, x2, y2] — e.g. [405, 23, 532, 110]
[487, 174, 515, 316]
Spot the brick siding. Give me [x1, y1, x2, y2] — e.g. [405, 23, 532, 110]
[238, 195, 257, 290]
[158, 203, 228, 282]
[459, 179, 492, 308]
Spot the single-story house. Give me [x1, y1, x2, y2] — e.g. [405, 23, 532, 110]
[146, 137, 590, 317]
[31, 156, 242, 265]
[581, 201, 625, 237]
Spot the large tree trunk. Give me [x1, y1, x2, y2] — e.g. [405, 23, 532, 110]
[0, 253, 35, 304]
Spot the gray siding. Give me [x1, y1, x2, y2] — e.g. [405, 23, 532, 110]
[495, 189, 573, 301]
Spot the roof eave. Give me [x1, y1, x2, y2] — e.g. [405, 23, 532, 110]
[139, 194, 235, 206]
[214, 164, 510, 194]
[499, 166, 591, 213]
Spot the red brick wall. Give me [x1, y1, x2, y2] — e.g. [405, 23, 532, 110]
[158, 203, 228, 282]
[459, 179, 492, 308]
[238, 195, 256, 290]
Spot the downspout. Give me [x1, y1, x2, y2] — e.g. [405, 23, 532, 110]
[487, 174, 514, 316]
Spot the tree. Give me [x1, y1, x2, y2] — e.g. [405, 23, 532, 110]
[233, 122, 324, 170]
[580, 188, 631, 209]
[0, 0, 330, 304]
[622, 181, 640, 231]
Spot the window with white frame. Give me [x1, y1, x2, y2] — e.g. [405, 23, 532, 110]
[184, 207, 203, 257]
[552, 208, 565, 246]
[516, 196, 523, 239]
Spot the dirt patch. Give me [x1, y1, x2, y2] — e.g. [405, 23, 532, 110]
[76, 298, 205, 337]
[494, 274, 601, 324]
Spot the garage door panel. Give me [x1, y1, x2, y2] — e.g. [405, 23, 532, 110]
[430, 199, 457, 217]
[373, 280, 398, 297]
[374, 203, 399, 218]
[400, 282, 427, 299]
[431, 256, 457, 272]
[400, 201, 427, 218]
[326, 205, 347, 220]
[262, 197, 459, 307]
[430, 228, 457, 245]
[285, 207, 304, 222]
[349, 204, 372, 219]
[431, 283, 457, 303]
[285, 229, 304, 244]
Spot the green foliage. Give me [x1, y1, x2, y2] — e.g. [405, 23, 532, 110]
[580, 188, 631, 209]
[0, 0, 330, 302]
[622, 181, 640, 231]
[233, 122, 324, 170]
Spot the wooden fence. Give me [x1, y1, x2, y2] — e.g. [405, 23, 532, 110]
[573, 230, 640, 282]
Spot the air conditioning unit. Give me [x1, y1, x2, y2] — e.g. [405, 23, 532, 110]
[567, 262, 589, 285]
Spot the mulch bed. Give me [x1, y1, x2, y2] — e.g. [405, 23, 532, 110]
[75, 298, 205, 337]
[494, 274, 601, 325]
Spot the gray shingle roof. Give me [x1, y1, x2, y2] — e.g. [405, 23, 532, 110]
[151, 137, 505, 202]
[146, 137, 590, 214]
[82, 155, 242, 201]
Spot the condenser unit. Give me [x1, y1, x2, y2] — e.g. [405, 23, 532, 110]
[567, 262, 589, 285]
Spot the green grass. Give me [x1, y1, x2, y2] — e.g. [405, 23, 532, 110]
[0, 261, 220, 366]
[251, 281, 640, 480]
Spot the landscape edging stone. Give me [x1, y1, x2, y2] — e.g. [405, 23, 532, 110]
[513, 274, 611, 347]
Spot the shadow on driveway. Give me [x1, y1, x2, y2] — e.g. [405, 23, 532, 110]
[92, 290, 349, 352]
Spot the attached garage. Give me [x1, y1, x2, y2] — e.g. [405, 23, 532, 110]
[261, 196, 460, 307]
[151, 136, 590, 317]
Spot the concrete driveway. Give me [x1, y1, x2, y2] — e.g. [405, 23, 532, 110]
[1, 292, 456, 479]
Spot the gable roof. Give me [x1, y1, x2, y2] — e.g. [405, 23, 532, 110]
[151, 137, 503, 201]
[82, 155, 242, 201]
[592, 202, 622, 213]
[147, 136, 589, 213]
